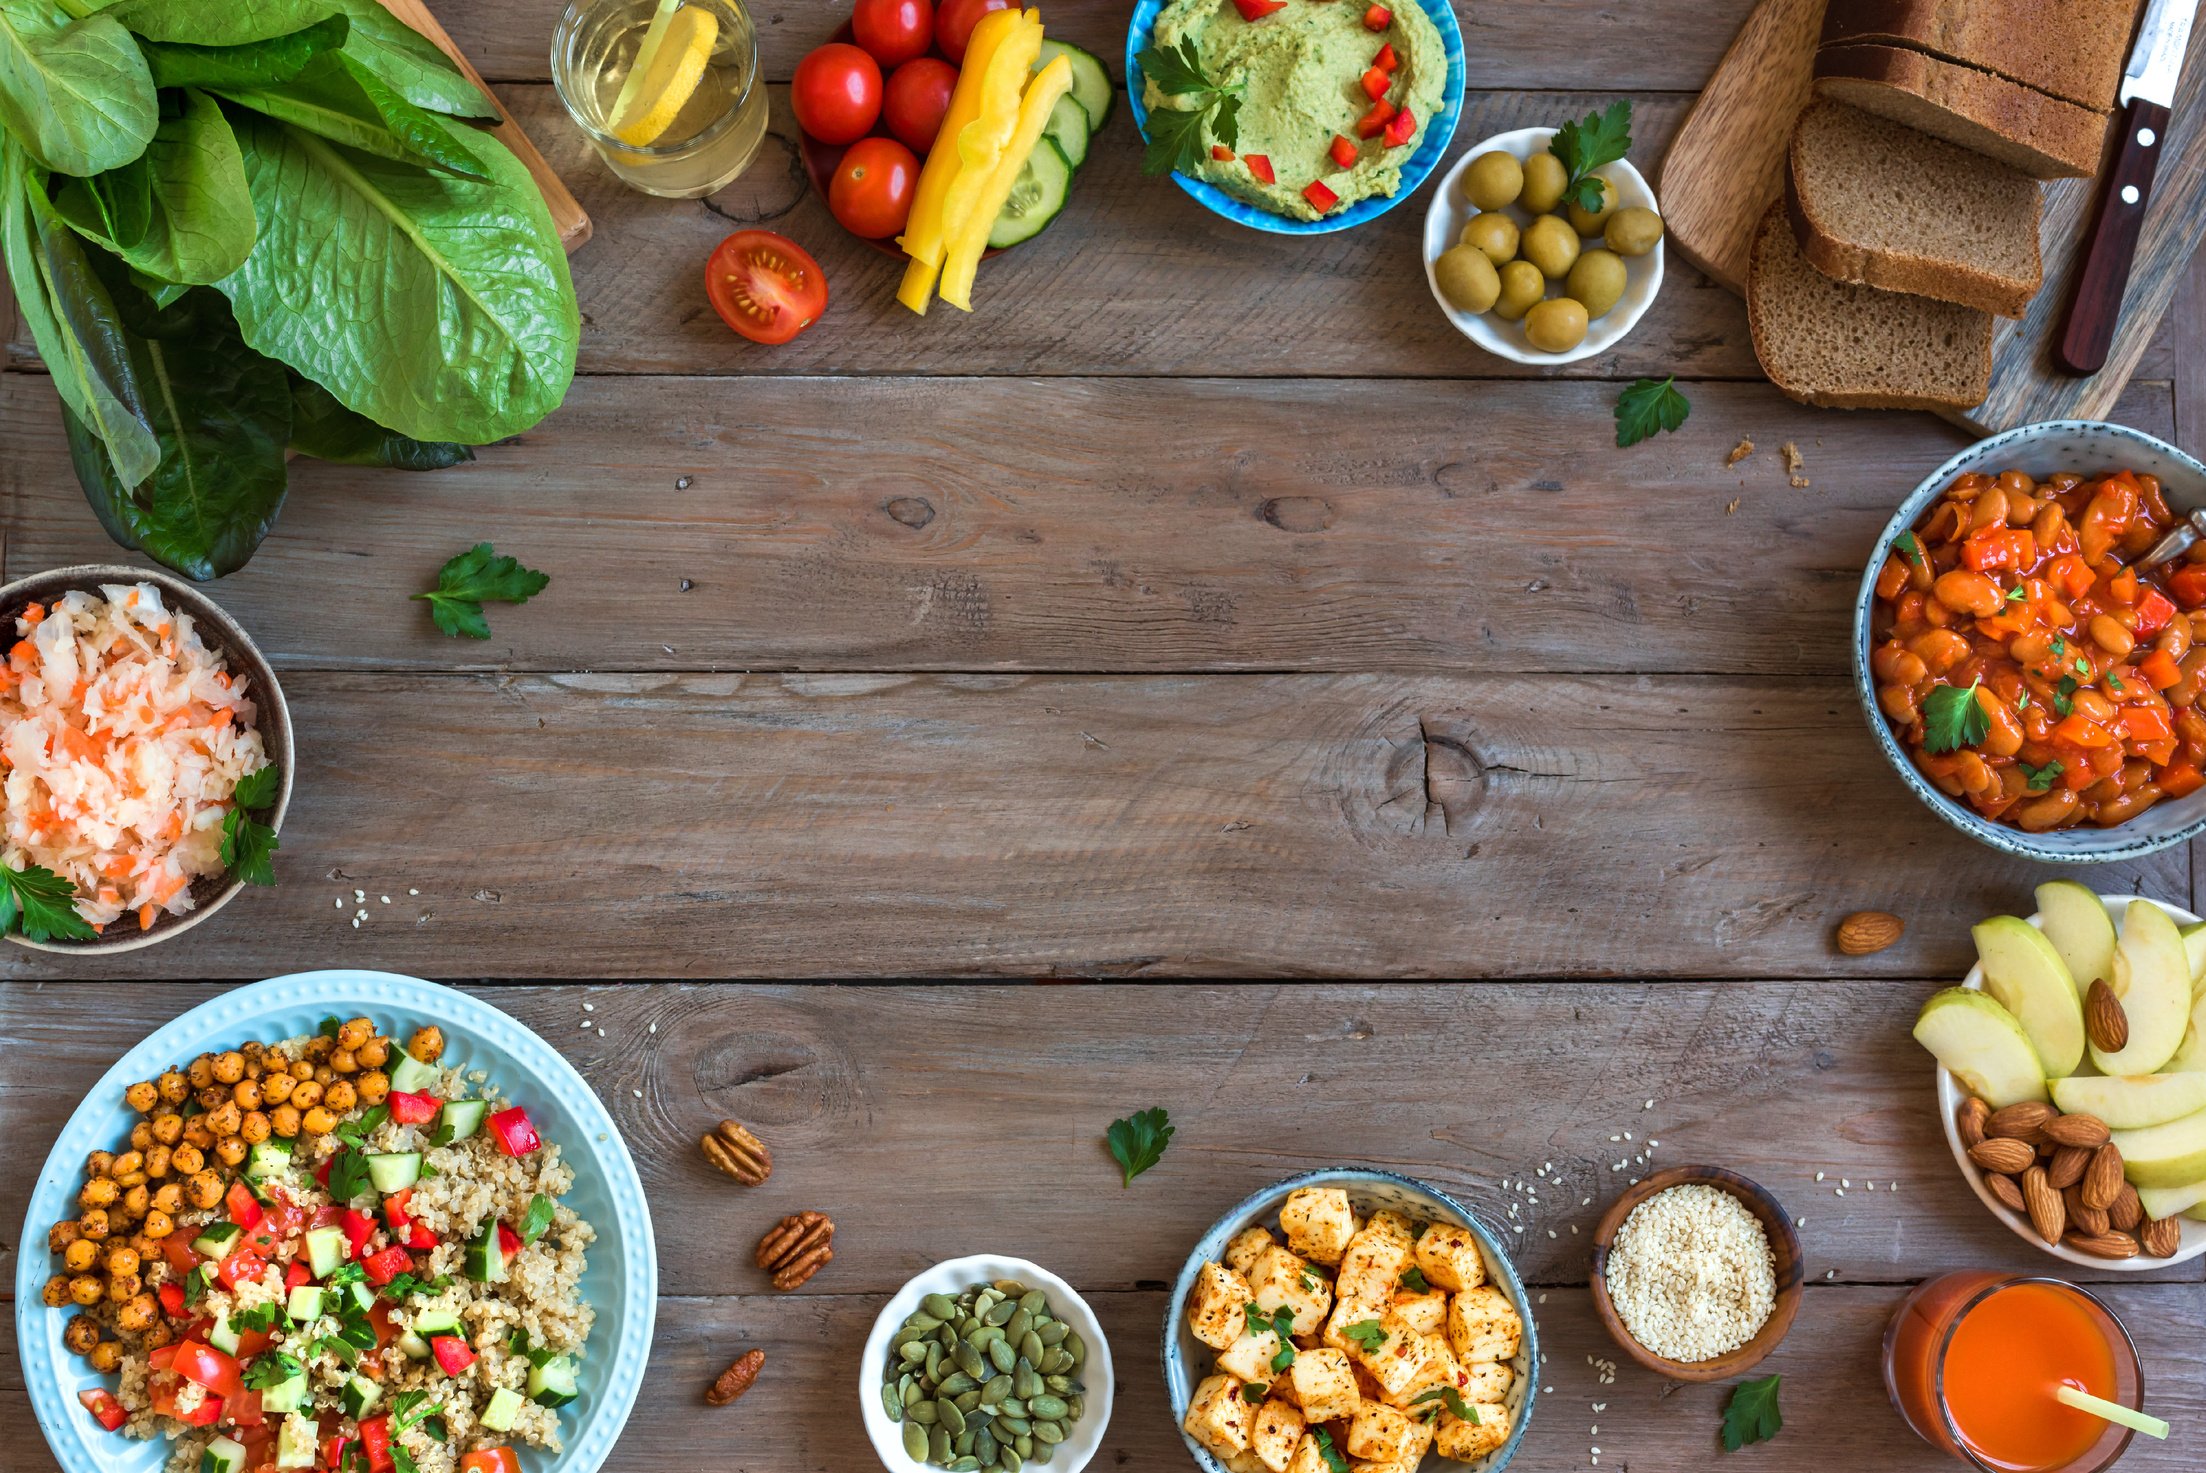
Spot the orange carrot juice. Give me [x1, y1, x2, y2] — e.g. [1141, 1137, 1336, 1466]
[1884, 1273, 2140, 1473]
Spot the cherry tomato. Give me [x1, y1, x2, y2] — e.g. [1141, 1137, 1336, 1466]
[852, 0, 934, 69]
[883, 57, 960, 155]
[935, 0, 1017, 63]
[828, 136, 920, 238]
[705, 231, 829, 345]
[791, 43, 882, 145]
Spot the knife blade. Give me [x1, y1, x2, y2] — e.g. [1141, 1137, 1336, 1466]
[2056, 0, 2201, 375]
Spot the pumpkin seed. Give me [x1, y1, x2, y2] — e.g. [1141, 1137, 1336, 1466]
[969, 1325, 1004, 1351]
[883, 1382, 905, 1423]
[1015, 1434, 1034, 1458]
[1040, 1349, 1070, 1375]
[931, 1426, 952, 1463]
[899, 1339, 929, 1365]
[948, 1460, 980, 1473]
[923, 1294, 959, 1321]
[976, 1427, 999, 1464]
[1065, 1333, 1085, 1369]
[938, 1371, 978, 1397]
[980, 1377, 1012, 1407]
[1004, 1308, 1032, 1344]
[1019, 1331, 1045, 1367]
[1066, 1395, 1084, 1420]
[953, 1427, 974, 1456]
[903, 1420, 931, 1462]
[902, 1375, 921, 1407]
[1031, 1445, 1054, 1465]
[1001, 1450, 1024, 1473]
[985, 1298, 1018, 1327]
[1028, 1394, 1069, 1420]
[1018, 1290, 1048, 1316]
[955, 1389, 983, 1414]
[995, 1279, 1030, 1295]
[940, 1399, 967, 1437]
[988, 1339, 1017, 1374]
[1043, 1375, 1072, 1395]
[1035, 1322, 1068, 1347]
[1003, 1394, 1031, 1417]
[997, 1414, 1032, 1436]
[956, 1342, 987, 1380]
[1033, 1419, 1065, 1445]
[910, 1401, 941, 1426]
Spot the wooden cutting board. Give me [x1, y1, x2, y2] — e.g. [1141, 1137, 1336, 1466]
[378, 0, 593, 252]
[1660, 0, 2206, 437]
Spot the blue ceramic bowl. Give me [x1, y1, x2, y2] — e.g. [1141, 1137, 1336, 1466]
[17, 972, 657, 1473]
[1162, 1168, 1538, 1473]
[1854, 419, 2206, 862]
[1125, 0, 1465, 235]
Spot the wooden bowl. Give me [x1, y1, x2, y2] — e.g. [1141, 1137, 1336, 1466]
[1588, 1165, 1804, 1382]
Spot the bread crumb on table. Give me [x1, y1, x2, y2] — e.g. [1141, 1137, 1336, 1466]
[1726, 437, 1755, 466]
[1782, 441, 1810, 488]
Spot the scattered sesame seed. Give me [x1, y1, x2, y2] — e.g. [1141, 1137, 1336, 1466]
[1816, 1172, 1826, 1182]
[408, 888, 419, 896]
[1582, 1197, 1592, 1207]
[1842, 1179, 1851, 1188]
[334, 898, 344, 909]
[1648, 1140, 1659, 1148]
[1539, 1294, 1548, 1303]
[1867, 1181, 1876, 1191]
[1610, 1134, 1621, 1143]
[579, 1021, 592, 1030]
[1548, 1229, 1557, 1238]
[1624, 1132, 1633, 1141]
[1644, 1099, 1654, 1109]
[649, 1023, 657, 1033]
[1796, 1217, 1806, 1227]
[1571, 1225, 1579, 1235]
[631, 1089, 642, 1098]
[353, 889, 365, 902]
[1826, 1269, 1836, 1280]
[1836, 1188, 1846, 1197]
[350, 917, 360, 928]
[583, 1002, 595, 1012]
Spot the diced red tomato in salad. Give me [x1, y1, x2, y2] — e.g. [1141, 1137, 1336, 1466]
[158, 1281, 187, 1316]
[460, 1450, 523, 1473]
[285, 1259, 312, 1291]
[497, 1222, 525, 1258]
[148, 1374, 222, 1426]
[383, 1188, 440, 1250]
[362, 1245, 414, 1286]
[323, 1434, 353, 1470]
[77, 1388, 127, 1432]
[431, 1335, 479, 1375]
[488, 1107, 541, 1157]
[386, 1089, 440, 1126]
[215, 1250, 268, 1293]
[360, 1414, 396, 1473]
[224, 1180, 264, 1231]
[342, 1206, 379, 1260]
[171, 1339, 244, 1399]
[225, 1388, 264, 1428]
[160, 1227, 201, 1276]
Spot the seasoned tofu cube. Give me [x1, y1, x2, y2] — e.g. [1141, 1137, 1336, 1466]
[1365, 1210, 1417, 1246]
[1433, 1402, 1512, 1461]
[1221, 1452, 1268, 1473]
[1186, 1373, 1257, 1458]
[1336, 1223, 1413, 1306]
[1251, 1245, 1333, 1336]
[1391, 1285, 1448, 1336]
[1191, 1261, 1259, 1351]
[1286, 1435, 1333, 1473]
[1226, 1225, 1278, 1279]
[1348, 1461, 1418, 1473]
[1280, 1187, 1359, 1265]
[1383, 1334, 1462, 1410]
[1281, 1347, 1360, 1424]
[1324, 1297, 1389, 1355]
[1251, 1399, 1308, 1473]
[1399, 1415, 1436, 1464]
[1447, 1285, 1524, 1364]
[1218, 1327, 1284, 1382]
[1413, 1222, 1488, 1293]
[1346, 1403, 1422, 1464]
[1463, 1360, 1513, 1402]
[1347, 1311, 1438, 1399]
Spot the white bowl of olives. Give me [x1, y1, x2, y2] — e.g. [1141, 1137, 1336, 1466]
[1423, 125, 1664, 366]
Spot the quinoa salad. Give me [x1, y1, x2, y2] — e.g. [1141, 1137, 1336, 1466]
[41, 1016, 596, 1473]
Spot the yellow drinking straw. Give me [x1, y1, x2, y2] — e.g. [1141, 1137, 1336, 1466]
[2056, 1386, 2170, 1440]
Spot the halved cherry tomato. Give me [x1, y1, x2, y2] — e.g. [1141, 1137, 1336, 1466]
[829, 136, 921, 239]
[792, 43, 882, 145]
[852, 0, 934, 68]
[706, 231, 829, 346]
[884, 57, 959, 155]
[934, 0, 1015, 63]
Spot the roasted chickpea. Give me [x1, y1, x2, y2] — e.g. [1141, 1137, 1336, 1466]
[303, 1106, 340, 1137]
[129, 1121, 155, 1151]
[214, 1136, 247, 1168]
[323, 1079, 357, 1113]
[336, 1016, 372, 1050]
[152, 1180, 183, 1213]
[112, 1149, 144, 1178]
[120, 1184, 149, 1220]
[206, 1100, 242, 1137]
[144, 1144, 171, 1180]
[143, 1209, 175, 1239]
[312, 1065, 334, 1087]
[157, 1069, 190, 1104]
[113, 1168, 147, 1190]
[118, 1294, 160, 1334]
[196, 1086, 228, 1113]
[104, 1243, 141, 1276]
[262, 1071, 296, 1105]
[356, 1071, 390, 1107]
[212, 1051, 245, 1085]
[151, 1112, 183, 1147]
[79, 1210, 111, 1241]
[168, 1143, 202, 1176]
[291, 1058, 315, 1080]
[80, 1178, 118, 1210]
[64, 1237, 99, 1272]
[231, 1078, 263, 1111]
[357, 1038, 390, 1069]
[69, 1274, 103, 1306]
[125, 1081, 159, 1113]
[64, 1315, 101, 1354]
[43, 1274, 72, 1306]
[87, 1150, 115, 1178]
[331, 1047, 359, 1075]
[408, 1026, 445, 1063]
[291, 1081, 324, 1110]
[271, 1104, 302, 1139]
[107, 1272, 142, 1302]
[187, 1054, 216, 1088]
[183, 1118, 215, 1151]
[185, 1171, 223, 1210]
[49, 1220, 82, 1253]
[89, 1341, 123, 1373]
[241, 1111, 271, 1144]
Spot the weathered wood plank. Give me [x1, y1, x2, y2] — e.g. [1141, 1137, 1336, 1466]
[0, 675, 2183, 980]
[0, 374, 2176, 677]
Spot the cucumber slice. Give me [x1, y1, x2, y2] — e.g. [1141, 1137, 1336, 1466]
[201, 1435, 249, 1473]
[304, 1226, 347, 1279]
[396, 1329, 432, 1361]
[412, 1307, 464, 1337]
[245, 1139, 294, 1183]
[1043, 91, 1090, 169]
[192, 1221, 242, 1261]
[434, 1098, 487, 1143]
[276, 1414, 317, 1469]
[285, 1285, 326, 1325]
[207, 1313, 242, 1356]
[261, 1370, 310, 1416]
[388, 1051, 441, 1094]
[989, 137, 1073, 249]
[1038, 39, 1111, 130]
[481, 1387, 527, 1432]
[341, 1373, 381, 1419]
[343, 1281, 376, 1314]
[464, 1219, 510, 1284]
[527, 1353, 580, 1408]
[365, 1151, 421, 1194]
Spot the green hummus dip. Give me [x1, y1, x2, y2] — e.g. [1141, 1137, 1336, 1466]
[1145, 0, 1448, 221]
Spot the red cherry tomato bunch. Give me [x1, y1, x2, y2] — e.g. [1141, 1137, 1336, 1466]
[795, 0, 1021, 240]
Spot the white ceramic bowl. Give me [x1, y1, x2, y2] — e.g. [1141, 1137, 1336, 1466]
[1422, 127, 1663, 367]
[860, 1254, 1115, 1473]
[1164, 1169, 1538, 1473]
[1938, 891, 2206, 1268]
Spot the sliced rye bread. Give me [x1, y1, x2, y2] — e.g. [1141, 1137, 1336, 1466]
[1819, 0, 2141, 113]
[1747, 204, 1992, 411]
[1815, 44, 2108, 178]
[1787, 100, 2042, 318]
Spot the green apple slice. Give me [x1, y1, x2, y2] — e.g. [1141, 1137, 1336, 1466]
[2052, 1071, 2206, 1129]
[2137, 1178, 2206, 1221]
[2035, 880, 2113, 994]
[2163, 976, 2206, 1073]
[2095, 901, 2192, 1075]
[2111, 1105, 2206, 1189]
[2184, 921, 2206, 996]
[1974, 916, 2086, 1078]
[1914, 988, 2048, 1108]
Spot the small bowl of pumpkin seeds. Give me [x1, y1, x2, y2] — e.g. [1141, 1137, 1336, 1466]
[862, 1254, 1115, 1473]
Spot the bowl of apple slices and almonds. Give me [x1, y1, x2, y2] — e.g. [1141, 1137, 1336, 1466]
[1916, 880, 2206, 1268]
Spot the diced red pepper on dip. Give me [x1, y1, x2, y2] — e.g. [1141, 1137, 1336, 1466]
[1303, 179, 1340, 213]
[1363, 5, 1393, 30]
[1211, 144, 1236, 161]
[1375, 42, 1398, 70]
[488, 1106, 541, 1157]
[1383, 107, 1417, 148]
[1244, 153, 1275, 183]
[1360, 66, 1391, 101]
[1329, 134, 1358, 168]
[1232, 0, 1287, 17]
[1356, 99, 1398, 138]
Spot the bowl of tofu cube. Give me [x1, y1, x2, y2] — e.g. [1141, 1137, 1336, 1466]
[1167, 1169, 1537, 1473]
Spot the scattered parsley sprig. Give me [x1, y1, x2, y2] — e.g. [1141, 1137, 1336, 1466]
[1721, 1374, 1782, 1451]
[1923, 679, 1992, 754]
[1615, 377, 1691, 447]
[1138, 40, 1242, 178]
[0, 861, 96, 943]
[414, 543, 550, 639]
[221, 764, 281, 888]
[1105, 1106, 1174, 1186]
[1550, 100, 1633, 214]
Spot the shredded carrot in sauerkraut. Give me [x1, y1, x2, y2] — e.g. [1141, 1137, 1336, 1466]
[1, 584, 267, 931]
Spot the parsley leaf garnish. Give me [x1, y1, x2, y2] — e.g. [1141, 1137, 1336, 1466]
[221, 763, 281, 887]
[2021, 760, 2064, 792]
[1892, 531, 1925, 569]
[242, 1351, 303, 1389]
[0, 861, 96, 943]
[2005, 584, 2025, 603]
[324, 1148, 372, 1205]
[1922, 680, 1991, 754]
[1721, 1374, 1782, 1451]
[1105, 1106, 1174, 1187]
[383, 1272, 452, 1302]
[1313, 1427, 1351, 1473]
[1341, 1319, 1388, 1352]
[519, 1192, 556, 1244]
[2054, 674, 2078, 717]
[1242, 1381, 1268, 1404]
[1550, 100, 1632, 214]
[1614, 376, 1690, 447]
[1411, 1385, 1477, 1423]
[1137, 40, 1241, 178]
[413, 543, 550, 640]
[1399, 1265, 1430, 1293]
[333, 1104, 389, 1149]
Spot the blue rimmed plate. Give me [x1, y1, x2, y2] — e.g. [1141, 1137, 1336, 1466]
[1125, 0, 1466, 235]
[17, 971, 656, 1473]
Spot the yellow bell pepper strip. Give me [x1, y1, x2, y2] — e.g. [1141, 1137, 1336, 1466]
[933, 13, 1045, 255]
[896, 8, 1038, 313]
[938, 53, 1074, 311]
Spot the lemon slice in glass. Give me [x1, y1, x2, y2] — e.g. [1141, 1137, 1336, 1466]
[609, 5, 719, 148]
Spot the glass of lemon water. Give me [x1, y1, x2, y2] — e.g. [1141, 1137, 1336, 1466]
[552, 0, 769, 198]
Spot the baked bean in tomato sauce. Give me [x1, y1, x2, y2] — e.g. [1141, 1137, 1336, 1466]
[1872, 468, 2206, 833]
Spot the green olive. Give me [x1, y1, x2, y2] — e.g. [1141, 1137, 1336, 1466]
[1457, 211, 1519, 265]
[1462, 151, 1524, 212]
[1566, 174, 1617, 235]
[1565, 249, 1628, 318]
[1604, 206, 1665, 258]
[1492, 260, 1545, 322]
[1524, 296, 1590, 353]
[1433, 245, 1500, 314]
[1518, 151, 1567, 214]
[1520, 214, 1581, 280]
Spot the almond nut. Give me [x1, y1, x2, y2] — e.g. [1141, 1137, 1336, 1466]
[701, 1120, 773, 1186]
[2064, 1185, 2110, 1238]
[2139, 1216, 2181, 1258]
[2081, 1143, 2126, 1211]
[2085, 979, 2129, 1054]
[1986, 1173, 2027, 1213]
[2064, 1230, 2140, 1260]
[1967, 1137, 2037, 1176]
[1987, 1101, 2056, 1140]
[2047, 1145, 2092, 1191]
[2109, 1181, 2144, 1232]
[2021, 1166, 2065, 1246]
[2042, 1112, 2111, 1150]
[1837, 910, 1904, 955]
[1956, 1096, 1989, 1150]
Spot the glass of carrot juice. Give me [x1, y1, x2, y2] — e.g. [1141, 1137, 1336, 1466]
[1884, 1272, 2142, 1473]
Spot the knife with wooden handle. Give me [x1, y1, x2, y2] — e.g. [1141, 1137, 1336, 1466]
[2057, 0, 2199, 376]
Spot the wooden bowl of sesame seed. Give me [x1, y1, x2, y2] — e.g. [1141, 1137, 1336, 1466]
[1587, 1165, 1804, 1383]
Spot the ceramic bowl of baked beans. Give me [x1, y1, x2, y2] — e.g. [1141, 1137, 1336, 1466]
[1856, 420, 2206, 861]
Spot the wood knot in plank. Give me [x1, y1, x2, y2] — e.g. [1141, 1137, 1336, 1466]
[1258, 496, 1334, 533]
[883, 496, 936, 529]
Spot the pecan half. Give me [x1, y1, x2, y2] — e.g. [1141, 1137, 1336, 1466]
[702, 1120, 773, 1186]
[706, 1348, 765, 1406]
[757, 1210, 834, 1290]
